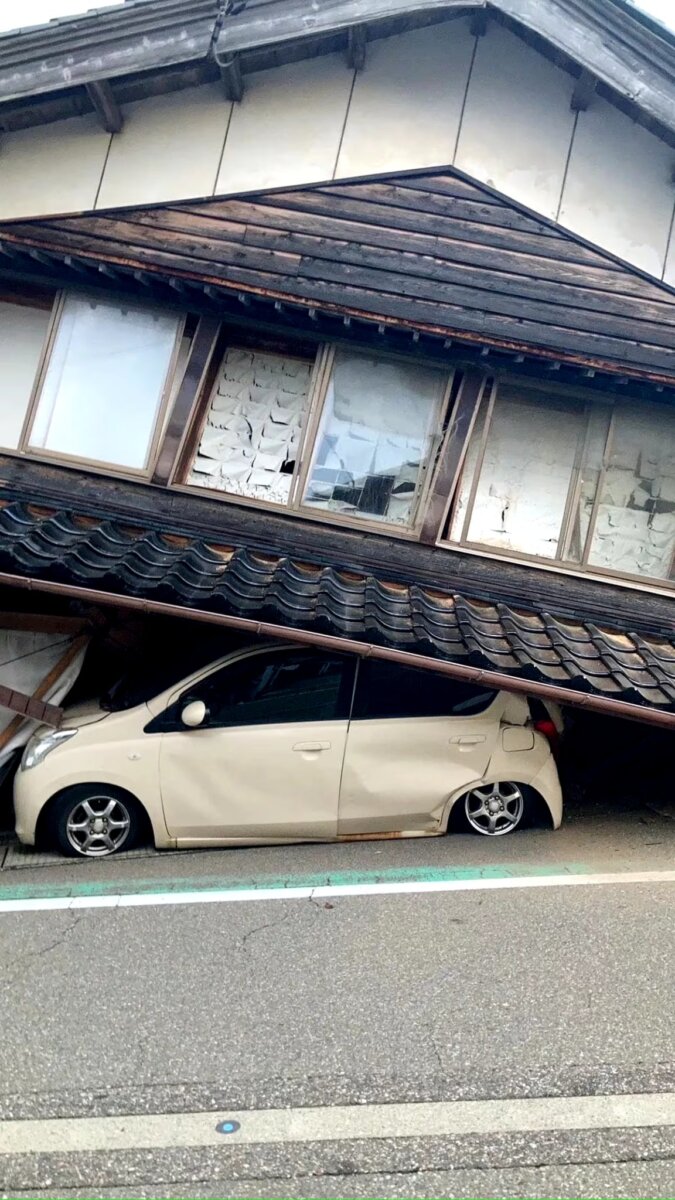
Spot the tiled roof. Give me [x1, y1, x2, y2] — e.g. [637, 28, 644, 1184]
[1, 500, 675, 715]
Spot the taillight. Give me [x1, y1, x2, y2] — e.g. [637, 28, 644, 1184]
[534, 718, 559, 754]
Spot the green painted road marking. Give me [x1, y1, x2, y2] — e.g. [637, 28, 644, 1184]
[0, 860, 592, 903]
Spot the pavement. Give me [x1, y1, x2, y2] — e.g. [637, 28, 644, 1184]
[0, 796, 673, 1198]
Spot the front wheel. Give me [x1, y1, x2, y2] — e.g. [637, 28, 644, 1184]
[462, 781, 525, 836]
[46, 786, 142, 858]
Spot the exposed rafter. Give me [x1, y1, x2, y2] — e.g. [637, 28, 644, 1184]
[218, 53, 244, 101]
[570, 67, 597, 112]
[85, 78, 123, 133]
[346, 25, 368, 70]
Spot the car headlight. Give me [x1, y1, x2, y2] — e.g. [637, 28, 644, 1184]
[21, 728, 78, 771]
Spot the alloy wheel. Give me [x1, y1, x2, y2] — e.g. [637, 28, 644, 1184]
[65, 795, 132, 857]
[464, 782, 524, 836]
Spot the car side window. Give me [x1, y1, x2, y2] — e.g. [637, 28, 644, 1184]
[352, 659, 495, 720]
[182, 649, 353, 728]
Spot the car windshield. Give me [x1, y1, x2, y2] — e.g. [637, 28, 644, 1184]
[100, 632, 254, 711]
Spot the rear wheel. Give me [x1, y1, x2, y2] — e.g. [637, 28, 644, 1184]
[46, 786, 142, 858]
[462, 781, 525, 836]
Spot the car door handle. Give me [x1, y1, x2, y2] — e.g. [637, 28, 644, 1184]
[450, 735, 487, 745]
[292, 741, 331, 752]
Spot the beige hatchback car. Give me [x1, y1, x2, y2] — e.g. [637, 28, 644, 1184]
[14, 643, 563, 858]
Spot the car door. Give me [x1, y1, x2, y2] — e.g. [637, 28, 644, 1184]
[338, 659, 503, 835]
[156, 646, 355, 842]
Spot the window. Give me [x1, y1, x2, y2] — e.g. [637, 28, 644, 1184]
[28, 294, 181, 470]
[183, 649, 353, 727]
[446, 380, 675, 586]
[0, 296, 52, 449]
[188, 346, 314, 504]
[352, 659, 496, 720]
[303, 349, 446, 526]
[586, 402, 675, 581]
[452, 385, 585, 559]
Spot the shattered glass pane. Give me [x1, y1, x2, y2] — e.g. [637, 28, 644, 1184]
[587, 402, 675, 581]
[303, 350, 445, 526]
[188, 347, 314, 504]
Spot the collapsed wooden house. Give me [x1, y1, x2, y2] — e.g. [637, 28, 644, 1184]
[0, 0, 673, 734]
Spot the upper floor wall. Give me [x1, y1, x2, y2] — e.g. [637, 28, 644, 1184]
[1, 16, 675, 282]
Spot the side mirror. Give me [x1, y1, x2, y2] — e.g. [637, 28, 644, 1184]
[181, 699, 207, 728]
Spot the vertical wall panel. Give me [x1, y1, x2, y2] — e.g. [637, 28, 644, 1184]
[454, 24, 576, 220]
[0, 116, 110, 220]
[663, 221, 675, 287]
[560, 99, 675, 277]
[335, 20, 475, 179]
[217, 55, 354, 195]
[96, 85, 230, 210]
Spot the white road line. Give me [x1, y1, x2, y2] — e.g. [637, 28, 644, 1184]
[1, 1093, 674, 1155]
[0, 868, 674, 914]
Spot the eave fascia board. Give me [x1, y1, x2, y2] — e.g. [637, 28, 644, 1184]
[0, 0, 220, 103]
[497, 0, 675, 140]
[215, 0, 675, 135]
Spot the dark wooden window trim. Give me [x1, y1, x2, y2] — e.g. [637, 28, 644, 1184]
[419, 367, 488, 545]
[152, 315, 222, 486]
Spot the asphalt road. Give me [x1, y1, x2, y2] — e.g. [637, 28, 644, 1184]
[0, 800, 673, 1198]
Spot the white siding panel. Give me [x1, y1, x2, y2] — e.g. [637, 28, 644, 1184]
[335, 21, 475, 179]
[0, 116, 109, 220]
[217, 55, 354, 194]
[454, 25, 575, 220]
[560, 100, 675, 277]
[96, 85, 230, 210]
[663, 223, 675, 287]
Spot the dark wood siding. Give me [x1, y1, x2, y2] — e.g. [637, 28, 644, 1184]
[2, 167, 674, 376]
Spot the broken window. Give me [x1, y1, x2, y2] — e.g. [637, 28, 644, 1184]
[457, 385, 585, 559]
[187, 346, 314, 505]
[29, 294, 181, 470]
[587, 402, 675, 581]
[445, 379, 675, 587]
[302, 349, 445, 526]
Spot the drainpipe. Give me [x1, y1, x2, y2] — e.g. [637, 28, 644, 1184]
[0, 569, 673, 730]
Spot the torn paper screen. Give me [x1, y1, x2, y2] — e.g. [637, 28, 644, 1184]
[188, 346, 314, 504]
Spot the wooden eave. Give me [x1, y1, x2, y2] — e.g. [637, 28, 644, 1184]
[1, 168, 673, 391]
[0, 0, 672, 149]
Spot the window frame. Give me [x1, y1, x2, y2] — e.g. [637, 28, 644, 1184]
[177, 335, 455, 538]
[442, 373, 675, 590]
[147, 645, 357, 733]
[16, 290, 186, 479]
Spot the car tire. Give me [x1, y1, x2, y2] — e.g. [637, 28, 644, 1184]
[460, 781, 527, 837]
[46, 785, 143, 859]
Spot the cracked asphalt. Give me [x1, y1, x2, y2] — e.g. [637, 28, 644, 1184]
[0, 808, 673, 1197]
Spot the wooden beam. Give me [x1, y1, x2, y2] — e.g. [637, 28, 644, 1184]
[219, 54, 244, 102]
[346, 25, 367, 70]
[152, 316, 222, 487]
[570, 68, 597, 112]
[0, 685, 62, 728]
[0, 614, 89, 635]
[470, 10, 488, 36]
[85, 79, 123, 133]
[0, 634, 88, 746]
[419, 368, 487, 545]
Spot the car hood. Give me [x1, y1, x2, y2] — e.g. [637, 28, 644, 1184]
[60, 700, 110, 729]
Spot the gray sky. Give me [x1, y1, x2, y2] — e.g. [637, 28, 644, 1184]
[0, 0, 673, 32]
